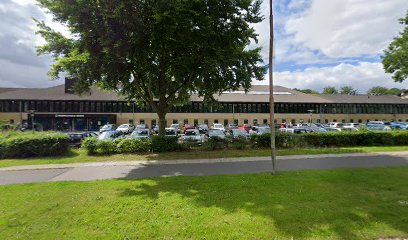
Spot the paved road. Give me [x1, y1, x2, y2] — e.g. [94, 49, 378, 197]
[1, 153, 408, 185]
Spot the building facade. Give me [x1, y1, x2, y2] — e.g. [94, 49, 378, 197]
[1, 82, 408, 131]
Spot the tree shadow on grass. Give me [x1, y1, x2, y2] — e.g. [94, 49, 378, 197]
[118, 166, 408, 239]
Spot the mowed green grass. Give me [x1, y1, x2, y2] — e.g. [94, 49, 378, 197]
[1, 145, 408, 168]
[0, 167, 407, 239]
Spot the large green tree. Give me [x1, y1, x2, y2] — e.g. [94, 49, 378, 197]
[382, 11, 408, 83]
[367, 86, 403, 95]
[339, 86, 357, 95]
[322, 86, 338, 94]
[35, 0, 265, 135]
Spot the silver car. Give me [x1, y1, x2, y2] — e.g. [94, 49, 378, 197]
[129, 129, 151, 139]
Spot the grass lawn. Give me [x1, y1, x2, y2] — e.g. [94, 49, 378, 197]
[0, 167, 407, 239]
[1, 145, 408, 168]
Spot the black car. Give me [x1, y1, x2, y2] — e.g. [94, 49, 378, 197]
[66, 132, 98, 147]
[197, 124, 209, 134]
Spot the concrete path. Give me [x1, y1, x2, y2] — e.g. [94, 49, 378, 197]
[1, 152, 408, 185]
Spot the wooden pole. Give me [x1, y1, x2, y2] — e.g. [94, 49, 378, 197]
[269, 0, 277, 175]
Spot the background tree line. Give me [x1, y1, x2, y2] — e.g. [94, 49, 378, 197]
[294, 86, 405, 95]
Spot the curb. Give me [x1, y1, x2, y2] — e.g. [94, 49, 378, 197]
[1, 151, 408, 171]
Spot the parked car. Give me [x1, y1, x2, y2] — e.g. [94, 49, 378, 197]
[324, 127, 341, 132]
[238, 124, 252, 132]
[207, 129, 226, 139]
[152, 125, 160, 134]
[98, 130, 123, 140]
[278, 128, 308, 134]
[212, 123, 225, 132]
[129, 129, 151, 139]
[183, 124, 195, 134]
[230, 129, 250, 139]
[136, 124, 147, 129]
[117, 124, 135, 134]
[181, 129, 203, 144]
[329, 122, 343, 128]
[170, 124, 181, 133]
[165, 128, 178, 137]
[250, 126, 271, 135]
[366, 125, 392, 131]
[99, 124, 117, 133]
[390, 122, 408, 130]
[66, 132, 98, 147]
[197, 124, 209, 134]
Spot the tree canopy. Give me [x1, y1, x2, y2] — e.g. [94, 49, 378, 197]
[293, 88, 319, 94]
[35, 0, 266, 135]
[382, 11, 408, 83]
[339, 86, 358, 95]
[322, 86, 338, 94]
[367, 86, 403, 96]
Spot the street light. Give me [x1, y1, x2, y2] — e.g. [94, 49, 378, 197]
[27, 109, 36, 131]
[307, 109, 315, 127]
[269, 0, 277, 175]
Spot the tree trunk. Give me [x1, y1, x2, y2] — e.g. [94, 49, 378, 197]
[158, 112, 167, 136]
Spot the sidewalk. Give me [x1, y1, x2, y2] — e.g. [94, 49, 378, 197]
[2, 151, 408, 171]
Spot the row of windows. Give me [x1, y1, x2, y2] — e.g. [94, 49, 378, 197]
[1, 100, 408, 114]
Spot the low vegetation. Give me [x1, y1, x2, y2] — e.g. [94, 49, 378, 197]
[0, 131, 69, 158]
[0, 167, 407, 239]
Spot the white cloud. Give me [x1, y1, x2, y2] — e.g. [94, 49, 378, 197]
[285, 0, 408, 58]
[254, 62, 408, 92]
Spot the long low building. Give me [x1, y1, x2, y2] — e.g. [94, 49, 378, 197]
[1, 80, 408, 131]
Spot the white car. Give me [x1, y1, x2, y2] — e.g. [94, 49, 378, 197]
[181, 129, 203, 144]
[117, 124, 135, 134]
[129, 129, 150, 139]
[329, 122, 343, 128]
[212, 123, 225, 132]
[170, 124, 181, 133]
[165, 128, 178, 137]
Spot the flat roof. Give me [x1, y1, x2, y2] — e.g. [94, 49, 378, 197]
[0, 84, 407, 104]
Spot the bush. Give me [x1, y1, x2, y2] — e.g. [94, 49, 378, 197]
[0, 131, 69, 158]
[204, 137, 228, 150]
[151, 136, 181, 152]
[82, 137, 98, 155]
[115, 138, 151, 153]
[230, 136, 249, 150]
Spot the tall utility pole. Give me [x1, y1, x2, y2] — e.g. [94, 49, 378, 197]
[269, 0, 277, 175]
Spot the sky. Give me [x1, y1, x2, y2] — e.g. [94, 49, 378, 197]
[0, 0, 407, 93]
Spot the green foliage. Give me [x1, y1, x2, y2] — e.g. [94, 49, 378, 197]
[230, 136, 249, 150]
[382, 11, 408, 82]
[366, 86, 403, 95]
[0, 132, 69, 158]
[81, 137, 98, 155]
[339, 86, 358, 95]
[36, 0, 266, 135]
[322, 86, 338, 94]
[115, 138, 151, 153]
[204, 137, 228, 150]
[251, 131, 408, 149]
[151, 136, 181, 152]
[293, 88, 319, 94]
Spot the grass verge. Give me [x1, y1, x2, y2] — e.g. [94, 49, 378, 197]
[0, 145, 408, 168]
[0, 167, 407, 239]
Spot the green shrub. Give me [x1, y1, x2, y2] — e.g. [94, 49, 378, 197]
[81, 137, 98, 155]
[95, 140, 117, 155]
[230, 136, 248, 150]
[151, 136, 181, 152]
[204, 137, 228, 150]
[0, 131, 69, 158]
[115, 138, 151, 153]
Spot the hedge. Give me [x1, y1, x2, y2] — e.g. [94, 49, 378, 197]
[151, 136, 181, 152]
[251, 130, 408, 148]
[82, 137, 152, 155]
[0, 132, 69, 158]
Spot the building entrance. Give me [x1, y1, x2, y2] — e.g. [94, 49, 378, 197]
[30, 114, 117, 131]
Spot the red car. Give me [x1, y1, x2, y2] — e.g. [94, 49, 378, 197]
[238, 124, 252, 132]
[183, 124, 195, 134]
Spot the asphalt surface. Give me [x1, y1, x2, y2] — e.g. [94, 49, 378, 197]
[1, 154, 407, 185]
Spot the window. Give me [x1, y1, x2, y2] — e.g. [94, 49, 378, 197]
[129, 119, 134, 124]
[333, 119, 337, 122]
[350, 119, 354, 123]
[151, 119, 156, 127]
[234, 119, 239, 125]
[194, 119, 198, 126]
[325, 119, 329, 123]
[358, 119, 362, 123]
[244, 119, 248, 124]
[316, 119, 321, 123]
[341, 119, 346, 123]
[263, 119, 268, 124]
[214, 119, 219, 124]
[253, 119, 258, 125]
[282, 119, 286, 123]
[173, 120, 178, 124]
[291, 119, 296, 124]
[9, 119, 14, 124]
[184, 119, 188, 124]
[224, 119, 228, 126]
[140, 119, 145, 124]
[204, 119, 209, 124]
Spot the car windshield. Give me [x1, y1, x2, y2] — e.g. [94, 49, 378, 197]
[119, 124, 129, 128]
[101, 125, 111, 130]
[171, 124, 179, 128]
[166, 129, 176, 135]
[209, 130, 224, 136]
[133, 130, 149, 136]
[214, 124, 223, 128]
[198, 124, 208, 129]
[185, 131, 197, 136]
[257, 127, 271, 134]
[232, 130, 248, 136]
